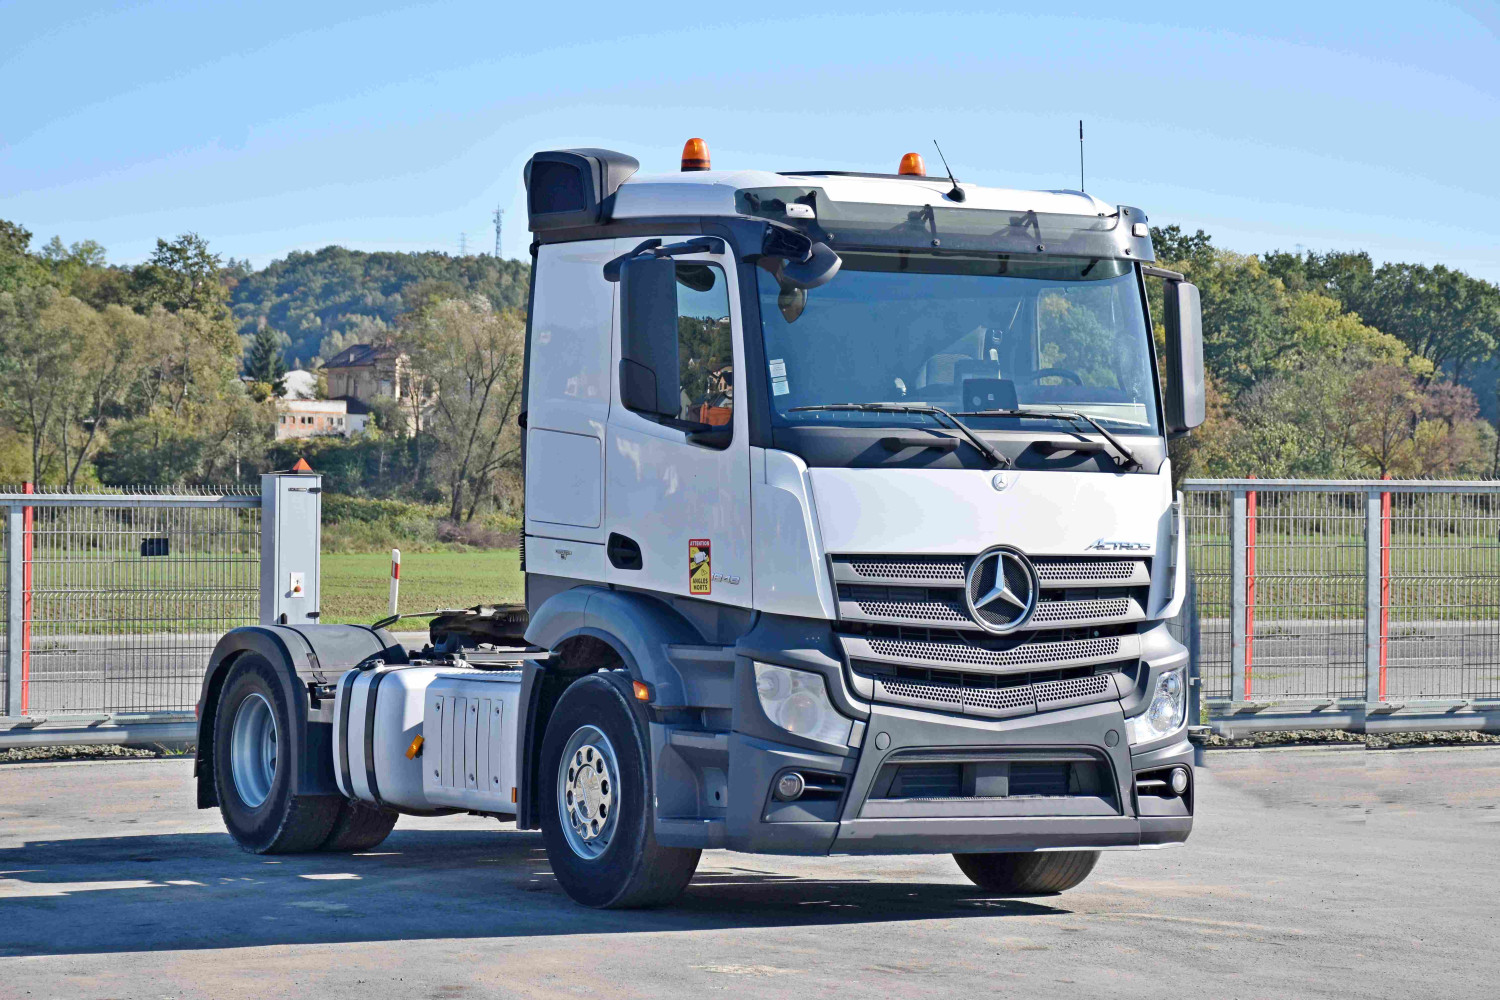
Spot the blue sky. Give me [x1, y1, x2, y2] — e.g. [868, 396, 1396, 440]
[2, 1, 1497, 280]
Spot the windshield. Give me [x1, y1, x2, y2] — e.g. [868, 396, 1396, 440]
[758, 252, 1160, 435]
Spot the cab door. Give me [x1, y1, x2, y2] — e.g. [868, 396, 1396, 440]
[602, 240, 752, 607]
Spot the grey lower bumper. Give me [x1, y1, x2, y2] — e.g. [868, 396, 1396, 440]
[717, 701, 1194, 856]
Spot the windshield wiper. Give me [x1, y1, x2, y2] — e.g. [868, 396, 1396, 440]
[953, 408, 1141, 470]
[790, 403, 1011, 468]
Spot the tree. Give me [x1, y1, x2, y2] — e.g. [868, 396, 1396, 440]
[1364, 263, 1500, 381]
[245, 324, 288, 398]
[131, 233, 231, 320]
[0, 219, 45, 293]
[404, 298, 525, 522]
[1344, 362, 1426, 476]
[0, 286, 76, 483]
[38, 235, 130, 309]
[1150, 225, 1215, 273]
[1266, 251, 1500, 383]
[54, 304, 154, 489]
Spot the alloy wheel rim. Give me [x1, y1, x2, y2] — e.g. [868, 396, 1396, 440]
[230, 692, 278, 809]
[557, 725, 620, 860]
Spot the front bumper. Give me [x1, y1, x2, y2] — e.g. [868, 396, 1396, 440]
[714, 699, 1194, 856]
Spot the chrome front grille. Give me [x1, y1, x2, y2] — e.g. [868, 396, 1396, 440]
[1030, 597, 1135, 626]
[844, 557, 967, 583]
[1034, 558, 1147, 585]
[832, 552, 1151, 632]
[846, 632, 1131, 674]
[833, 549, 1150, 718]
[857, 661, 1125, 719]
[848, 591, 970, 624]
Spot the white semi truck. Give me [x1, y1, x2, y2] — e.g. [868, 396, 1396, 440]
[194, 140, 1206, 908]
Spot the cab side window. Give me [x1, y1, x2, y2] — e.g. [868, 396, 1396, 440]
[674, 264, 733, 427]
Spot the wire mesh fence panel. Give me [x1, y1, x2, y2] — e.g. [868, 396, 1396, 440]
[1244, 490, 1367, 700]
[1385, 492, 1500, 700]
[0, 514, 7, 713]
[0, 484, 258, 496]
[21, 502, 259, 716]
[1181, 490, 1232, 700]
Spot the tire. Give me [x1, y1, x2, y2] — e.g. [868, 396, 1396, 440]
[953, 851, 1101, 894]
[213, 653, 341, 854]
[320, 800, 398, 852]
[539, 673, 700, 908]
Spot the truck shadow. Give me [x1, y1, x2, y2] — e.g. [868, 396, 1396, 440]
[0, 826, 1071, 956]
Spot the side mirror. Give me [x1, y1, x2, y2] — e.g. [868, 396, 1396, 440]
[1163, 280, 1205, 434]
[761, 225, 841, 289]
[619, 256, 680, 418]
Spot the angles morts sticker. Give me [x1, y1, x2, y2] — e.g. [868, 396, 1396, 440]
[689, 539, 712, 594]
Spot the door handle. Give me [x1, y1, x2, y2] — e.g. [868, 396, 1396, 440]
[607, 533, 644, 570]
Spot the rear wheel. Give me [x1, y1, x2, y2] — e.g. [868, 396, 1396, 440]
[539, 673, 700, 908]
[320, 800, 398, 852]
[953, 851, 1100, 894]
[213, 654, 340, 853]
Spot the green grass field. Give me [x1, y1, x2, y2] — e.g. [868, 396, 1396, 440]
[319, 549, 523, 626]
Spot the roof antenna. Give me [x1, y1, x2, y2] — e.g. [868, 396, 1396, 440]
[932, 140, 965, 202]
[1078, 120, 1085, 193]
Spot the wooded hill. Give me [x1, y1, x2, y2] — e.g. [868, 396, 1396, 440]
[228, 247, 530, 367]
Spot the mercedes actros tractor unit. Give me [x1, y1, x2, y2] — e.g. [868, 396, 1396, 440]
[194, 140, 1207, 908]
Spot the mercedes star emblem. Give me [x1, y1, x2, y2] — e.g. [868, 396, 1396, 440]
[964, 546, 1039, 633]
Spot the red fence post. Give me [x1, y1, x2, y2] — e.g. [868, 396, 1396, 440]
[1245, 476, 1257, 700]
[21, 481, 32, 716]
[1379, 473, 1391, 701]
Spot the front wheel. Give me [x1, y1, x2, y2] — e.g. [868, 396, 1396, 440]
[953, 851, 1100, 894]
[539, 673, 700, 908]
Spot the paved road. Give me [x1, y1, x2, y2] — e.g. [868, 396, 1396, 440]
[1, 748, 1495, 999]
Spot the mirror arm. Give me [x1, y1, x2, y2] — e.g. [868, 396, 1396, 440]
[604, 239, 662, 282]
[603, 237, 725, 282]
[657, 237, 725, 256]
[1141, 264, 1186, 282]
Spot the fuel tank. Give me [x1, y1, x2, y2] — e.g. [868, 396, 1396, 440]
[333, 664, 522, 816]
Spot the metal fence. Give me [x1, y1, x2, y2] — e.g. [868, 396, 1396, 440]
[6, 477, 1499, 747]
[2, 489, 261, 746]
[1182, 479, 1500, 734]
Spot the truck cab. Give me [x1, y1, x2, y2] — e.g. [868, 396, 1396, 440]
[518, 143, 1204, 899]
[195, 141, 1204, 909]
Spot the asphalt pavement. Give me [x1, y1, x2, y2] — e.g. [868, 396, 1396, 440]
[0, 747, 1495, 999]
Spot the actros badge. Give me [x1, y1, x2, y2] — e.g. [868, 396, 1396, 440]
[1086, 538, 1150, 552]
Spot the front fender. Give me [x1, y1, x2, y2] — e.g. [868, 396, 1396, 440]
[523, 586, 713, 708]
[194, 624, 406, 808]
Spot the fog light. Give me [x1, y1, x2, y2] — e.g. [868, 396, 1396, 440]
[1170, 766, 1190, 795]
[774, 772, 806, 802]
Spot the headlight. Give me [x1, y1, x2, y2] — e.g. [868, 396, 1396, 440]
[1126, 666, 1187, 745]
[753, 662, 853, 745]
